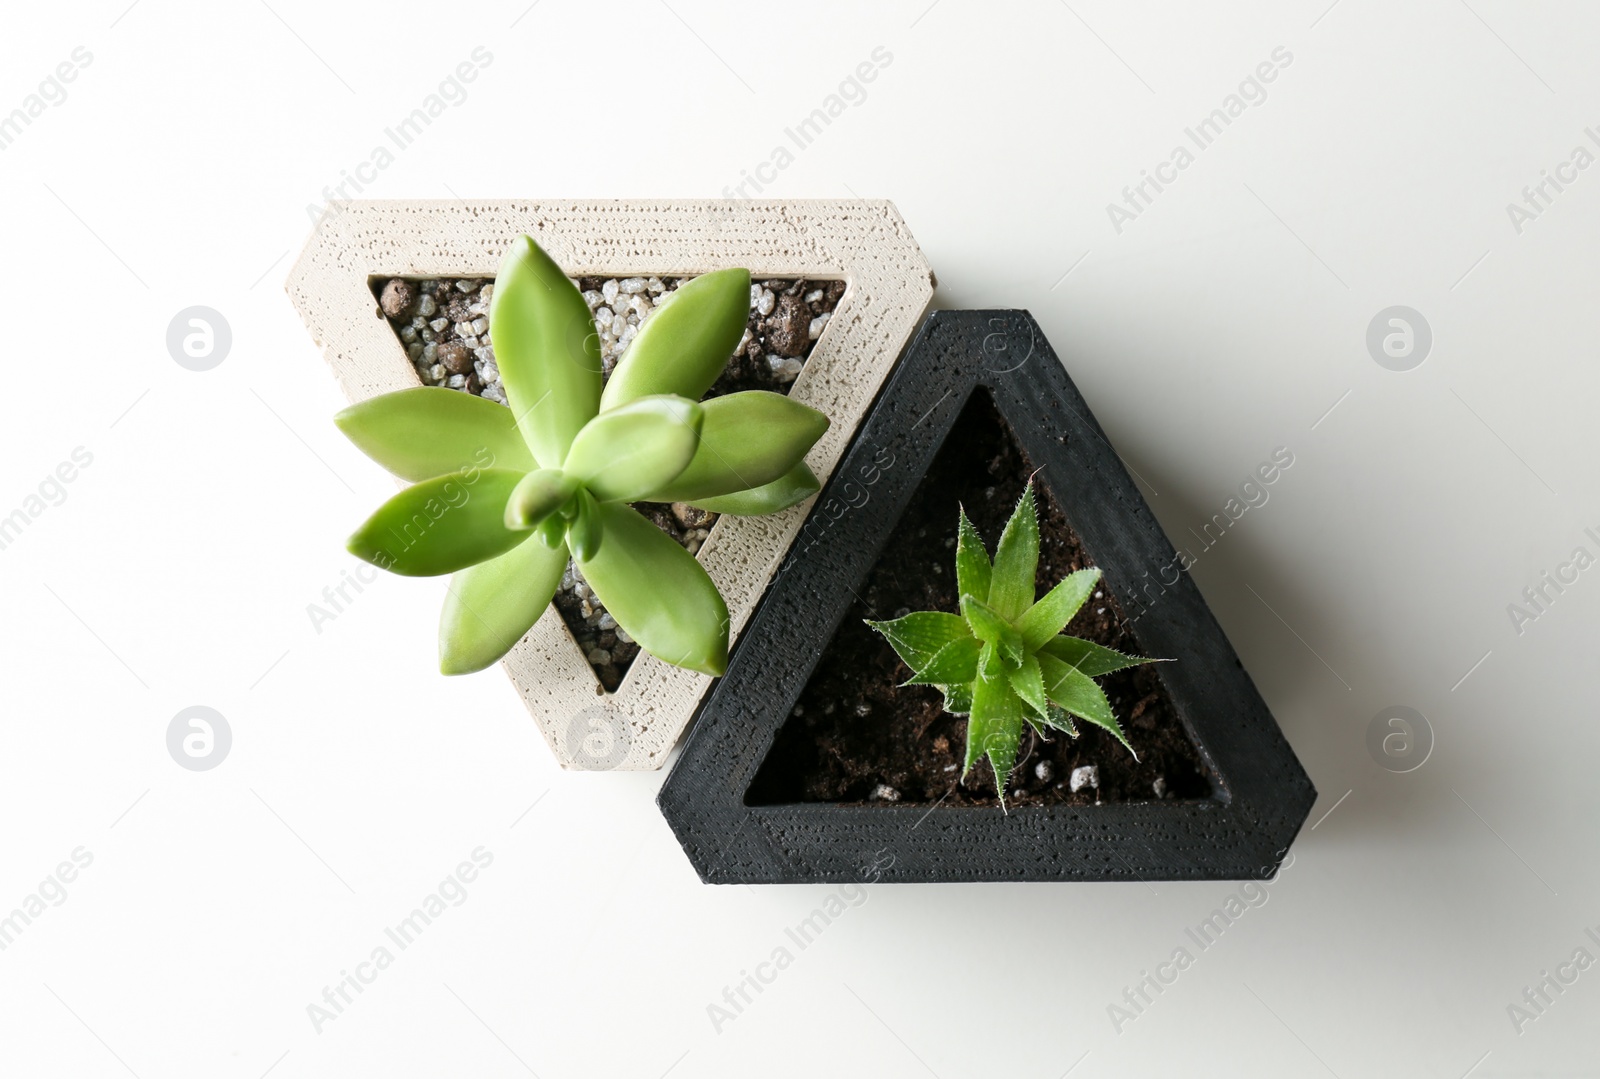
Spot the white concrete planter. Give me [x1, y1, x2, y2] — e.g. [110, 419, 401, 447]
[287, 199, 933, 770]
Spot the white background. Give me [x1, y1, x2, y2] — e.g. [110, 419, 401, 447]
[3, 1, 1597, 1076]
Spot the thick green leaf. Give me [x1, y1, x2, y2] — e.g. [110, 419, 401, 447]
[961, 595, 1023, 667]
[566, 488, 603, 561]
[504, 469, 578, 530]
[599, 268, 751, 411]
[577, 502, 729, 676]
[966, 668, 1024, 804]
[1008, 654, 1049, 718]
[941, 682, 974, 715]
[866, 610, 970, 670]
[438, 534, 567, 674]
[536, 514, 565, 548]
[905, 635, 981, 686]
[489, 235, 603, 467]
[1018, 567, 1101, 651]
[988, 483, 1040, 620]
[562, 394, 702, 502]
[689, 462, 819, 515]
[335, 386, 535, 482]
[650, 391, 829, 501]
[1039, 654, 1135, 755]
[347, 469, 528, 577]
[1040, 635, 1156, 678]
[955, 507, 991, 607]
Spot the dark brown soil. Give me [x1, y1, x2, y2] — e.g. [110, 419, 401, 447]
[744, 390, 1212, 807]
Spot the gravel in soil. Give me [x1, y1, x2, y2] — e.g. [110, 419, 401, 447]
[373, 273, 844, 691]
[744, 389, 1213, 808]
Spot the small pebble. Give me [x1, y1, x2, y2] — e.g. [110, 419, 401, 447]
[1070, 765, 1099, 792]
[602, 279, 620, 305]
[1034, 761, 1054, 783]
[379, 278, 415, 318]
[417, 294, 437, 317]
[620, 277, 647, 294]
[870, 784, 900, 802]
[808, 313, 830, 340]
[438, 341, 473, 375]
[1153, 777, 1168, 799]
[429, 318, 449, 333]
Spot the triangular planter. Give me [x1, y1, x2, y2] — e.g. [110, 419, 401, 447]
[286, 200, 934, 771]
[657, 310, 1316, 883]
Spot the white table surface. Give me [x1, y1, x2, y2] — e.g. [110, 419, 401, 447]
[3, 1, 1596, 1075]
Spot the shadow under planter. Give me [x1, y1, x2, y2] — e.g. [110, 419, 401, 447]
[657, 310, 1316, 883]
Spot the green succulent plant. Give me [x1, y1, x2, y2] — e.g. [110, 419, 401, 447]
[867, 483, 1157, 806]
[337, 235, 829, 677]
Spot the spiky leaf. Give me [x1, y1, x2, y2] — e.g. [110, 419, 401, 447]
[955, 507, 991, 606]
[562, 394, 702, 502]
[988, 483, 1040, 620]
[1041, 703, 1078, 737]
[1018, 567, 1101, 651]
[690, 462, 819, 515]
[576, 502, 729, 676]
[904, 635, 981, 686]
[649, 391, 828, 502]
[504, 469, 578, 530]
[489, 235, 603, 468]
[940, 683, 974, 715]
[335, 386, 536, 482]
[347, 469, 528, 577]
[599, 268, 751, 411]
[961, 595, 1023, 667]
[867, 611, 970, 670]
[1007, 654, 1049, 718]
[966, 668, 1024, 804]
[1040, 635, 1156, 678]
[1039, 654, 1135, 754]
[438, 534, 567, 674]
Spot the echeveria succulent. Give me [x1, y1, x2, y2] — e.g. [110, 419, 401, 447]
[867, 483, 1155, 805]
[338, 235, 829, 678]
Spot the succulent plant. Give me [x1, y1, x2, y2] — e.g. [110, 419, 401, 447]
[337, 235, 829, 677]
[867, 483, 1156, 806]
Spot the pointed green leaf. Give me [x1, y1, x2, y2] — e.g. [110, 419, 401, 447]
[866, 611, 970, 670]
[940, 682, 974, 715]
[961, 595, 1023, 667]
[1042, 702, 1078, 738]
[904, 635, 981, 686]
[1039, 654, 1135, 755]
[576, 502, 729, 676]
[965, 668, 1023, 805]
[562, 394, 702, 502]
[335, 386, 536, 482]
[1018, 567, 1101, 651]
[599, 268, 751, 411]
[689, 461, 819, 515]
[1039, 635, 1156, 678]
[649, 391, 829, 502]
[988, 483, 1039, 620]
[489, 235, 603, 467]
[955, 507, 992, 607]
[438, 534, 567, 674]
[504, 469, 578, 530]
[347, 469, 528, 577]
[566, 488, 603, 561]
[1008, 654, 1049, 718]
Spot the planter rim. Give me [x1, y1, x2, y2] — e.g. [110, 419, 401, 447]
[657, 309, 1317, 883]
[285, 198, 934, 771]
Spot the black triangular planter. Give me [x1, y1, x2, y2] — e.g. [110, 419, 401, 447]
[657, 311, 1316, 883]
